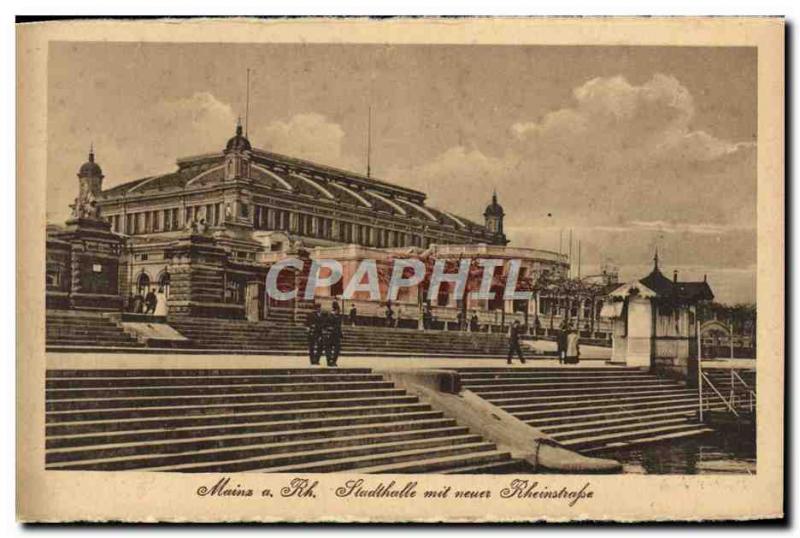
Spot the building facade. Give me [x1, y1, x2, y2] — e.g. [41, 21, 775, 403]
[47, 122, 586, 329]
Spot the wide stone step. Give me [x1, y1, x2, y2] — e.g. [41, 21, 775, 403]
[562, 422, 715, 452]
[160, 439, 497, 474]
[47, 410, 446, 449]
[47, 388, 407, 409]
[46, 402, 435, 436]
[464, 379, 673, 391]
[47, 394, 420, 423]
[494, 392, 698, 413]
[523, 400, 724, 428]
[438, 452, 534, 474]
[537, 409, 705, 434]
[549, 416, 693, 442]
[47, 384, 398, 400]
[471, 383, 685, 399]
[47, 426, 475, 471]
[486, 388, 695, 407]
[354, 451, 517, 475]
[582, 426, 716, 454]
[46, 376, 395, 389]
[47, 368, 373, 378]
[47, 373, 385, 392]
[46, 418, 461, 463]
[462, 375, 663, 386]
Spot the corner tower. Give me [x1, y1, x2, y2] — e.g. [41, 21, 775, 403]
[223, 118, 252, 181]
[78, 144, 104, 201]
[483, 189, 507, 244]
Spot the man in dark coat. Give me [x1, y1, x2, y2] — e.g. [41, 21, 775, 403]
[306, 304, 323, 365]
[144, 288, 157, 315]
[385, 301, 394, 327]
[325, 309, 343, 366]
[507, 320, 526, 365]
[348, 304, 358, 326]
[422, 302, 433, 330]
[469, 311, 480, 333]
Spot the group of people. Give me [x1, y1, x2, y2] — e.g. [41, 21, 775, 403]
[506, 319, 581, 365]
[305, 302, 343, 367]
[557, 321, 581, 365]
[127, 287, 167, 316]
[455, 309, 482, 333]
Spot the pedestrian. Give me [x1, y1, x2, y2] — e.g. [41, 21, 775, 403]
[306, 304, 323, 365]
[144, 287, 157, 315]
[456, 310, 466, 331]
[395, 304, 404, 328]
[422, 302, 433, 330]
[326, 308, 343, 367]
[565, 326, 580, 365]
[349, 304, 358, 326]
[132, 292, 144, 314]
[557, 320, 568, 364]
[154, 286, 168, 317]
[507, 319, 526, 365]
[332, 299, 341, 316]
[385, 301, 395, 328]
[469, 310, 480, 333]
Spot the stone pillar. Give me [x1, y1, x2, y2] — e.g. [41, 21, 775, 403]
[165, 233, 243, 319]
[52, 217, 125, 311]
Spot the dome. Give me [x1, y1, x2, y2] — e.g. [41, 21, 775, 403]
[483, 191, 504, 217]
[78, 151, 103, 178]
[225, 122, 252, 152]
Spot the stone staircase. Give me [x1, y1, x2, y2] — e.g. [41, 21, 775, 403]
[457, 367, 728, 454]
[45, 368, 527, 474]
[167, 317, 510, 357]
[46, 310, 145, 349]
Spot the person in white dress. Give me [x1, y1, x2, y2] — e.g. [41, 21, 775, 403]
[154, 286, 169, 316]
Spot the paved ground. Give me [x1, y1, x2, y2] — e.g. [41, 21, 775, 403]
[47, 348, 614, 370]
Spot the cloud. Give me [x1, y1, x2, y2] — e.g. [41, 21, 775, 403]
[253, 113, 354, 170]
[386, 146, 515, 216]
[380, 74, 757, 304]
[387, 73, 756, 246]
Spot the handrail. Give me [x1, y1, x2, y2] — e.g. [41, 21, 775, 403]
[700, 370, 740, 418]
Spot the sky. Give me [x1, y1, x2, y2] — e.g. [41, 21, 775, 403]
[47, 42, 757, 304]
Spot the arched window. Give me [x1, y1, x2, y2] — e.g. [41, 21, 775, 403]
[136, 272, 150, 296]
[158, 270, 171, 298]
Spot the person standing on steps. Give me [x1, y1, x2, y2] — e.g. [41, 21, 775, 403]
[507, 319, 526, 365]
[154, 286, 168, 317]
[469, 310, 480, 333]
[326, 307, 343, 367]
[144, 287, 157, 315]
[349, 304, 358, 326]
[384, 300, 395, 328]
[564, 324, 580, 365]
[557, 319, 568, 364]
[306, 304, 323, 365]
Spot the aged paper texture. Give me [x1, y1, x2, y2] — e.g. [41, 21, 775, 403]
[17, 17, 784, 522]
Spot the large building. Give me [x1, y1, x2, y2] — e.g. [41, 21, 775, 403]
[47, 121, 585, 330]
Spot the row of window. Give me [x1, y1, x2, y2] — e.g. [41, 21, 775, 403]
[252, 204, 436, 248]
[109, 203, 473, 248]
[110, 203, 225, 235]
[539, 297, 603, 319]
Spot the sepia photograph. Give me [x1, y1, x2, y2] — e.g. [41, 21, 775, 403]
[16, 16, 784, 522]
